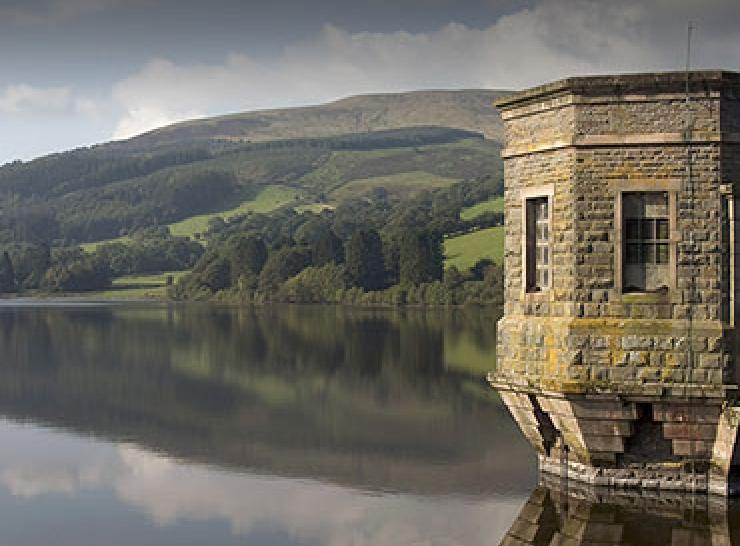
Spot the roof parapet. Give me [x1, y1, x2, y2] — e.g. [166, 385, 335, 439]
[494, 70, 740, 110]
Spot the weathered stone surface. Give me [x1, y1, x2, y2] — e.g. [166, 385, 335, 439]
[492, 71, 740, 495]
[662, 422, 717, 440]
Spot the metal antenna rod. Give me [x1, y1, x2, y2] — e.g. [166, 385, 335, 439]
[686, 23, 693, 99]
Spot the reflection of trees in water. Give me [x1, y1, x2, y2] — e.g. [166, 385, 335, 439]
[0, 304, 531, 496]
[503, 478, 739, 546]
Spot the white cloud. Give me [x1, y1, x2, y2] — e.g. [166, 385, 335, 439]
[110, 0, 740, 140]
[111, 446, 526, 546]
[0, 83, 103, 119]
[0, 429, 527, 546]
[0, 84, 71, 115]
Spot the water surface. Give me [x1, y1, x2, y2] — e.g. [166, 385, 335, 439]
[0, 303, 535, 546]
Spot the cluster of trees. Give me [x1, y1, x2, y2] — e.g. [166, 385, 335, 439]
[0, 146, 211, 199]
[208, 126, 482, 153]
[92, 228, 204, 276]
[170, 172, 504, 306]
[0, 229, 204, 295]
[0, 244, 111, 293]
[174, 218, 502, 307]
[0, 123, 504, 306]
[0, 168, 240, 244]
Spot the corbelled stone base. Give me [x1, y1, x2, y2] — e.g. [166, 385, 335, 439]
[491, 381, 740, 495]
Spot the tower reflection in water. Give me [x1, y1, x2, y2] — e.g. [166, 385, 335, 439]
[502, 476, 739, 546]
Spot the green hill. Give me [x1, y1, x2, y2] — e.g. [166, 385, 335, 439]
[0, 86, 509, 249]
[0, 89, 508, 301]
[123, 89, 509, 150]
[0, 126, 500, 246]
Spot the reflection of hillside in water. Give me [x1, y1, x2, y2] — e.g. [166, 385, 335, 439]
[0, 303, 534, 496]
[503, 477, 740, 546]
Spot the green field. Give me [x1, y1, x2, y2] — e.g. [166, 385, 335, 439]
[444, 226, 504, 271]
[81, 185, 304, 251]
[294, 203, 335, 214]
[331, 171, 459, 201]
[460, 196, 504, 220]
[297, 139, 500, 194]
[168, 185, 303, 238]
[79, 271, 188, 299]
[80, 236, 131, 253]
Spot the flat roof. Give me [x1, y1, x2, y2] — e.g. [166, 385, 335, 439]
[494, 70, 740, 110]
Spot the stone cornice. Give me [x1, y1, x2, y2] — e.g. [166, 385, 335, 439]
[501, 131, 740, 158]
[495, 70, 740, 112]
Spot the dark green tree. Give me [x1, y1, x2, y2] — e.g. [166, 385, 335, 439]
[345, 229, 385, 291]
[294, 217, 331, 247]
[9, 243, 50, 289]
[312, 229, 344, 266]
[399, 229, 443, 286]
[227, 235, 268, 283]
[41, 250, 111, 292]
[0, 251, 16, 292]
[258, 246, 313, 291]
[443, 265, 464, 290]
[201, 257, 232, 292]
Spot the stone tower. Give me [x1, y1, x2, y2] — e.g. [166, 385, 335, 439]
[489, 71, 740, 495]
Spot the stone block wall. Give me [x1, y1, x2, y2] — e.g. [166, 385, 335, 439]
[495, 71, 740, 393]
[492, 71, 740, 495]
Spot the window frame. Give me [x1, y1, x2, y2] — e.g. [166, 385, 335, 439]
[521, 185, 554, 295]
[615, 182, 678, 296]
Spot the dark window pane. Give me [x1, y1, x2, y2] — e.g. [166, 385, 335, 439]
[626, 243, 641, 264]
[641, 219, 655, 240]
[626, 219, 640, 240]
[656, 219, 669, 240]
[526, 196, 551, 292]
[656, 243, 669, 264]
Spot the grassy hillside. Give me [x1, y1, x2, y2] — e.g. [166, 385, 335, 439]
[0, 86, 509, 248]
[298, 138, 499, 195]
[331, 171, 459, 201]
[69, 133, 500, 250]
[460, 196, 504, 220]
[168, 185, 304, 238]
[1, 126, 498, 247]
[124, 89, 509, 150]
[444, 226, 504, 271]
[81, 185, 306, 250]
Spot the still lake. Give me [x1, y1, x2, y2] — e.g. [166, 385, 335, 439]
[0, 302, 535, 546]
[2, 302, 734, 546]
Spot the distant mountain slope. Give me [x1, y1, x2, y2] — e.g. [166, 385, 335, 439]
[124, 89, 509, 149]
[0, 126, 500, 244]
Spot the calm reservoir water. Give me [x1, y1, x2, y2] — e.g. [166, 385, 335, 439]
[0, 302, 535, 546]
[1, 302, 736, 546]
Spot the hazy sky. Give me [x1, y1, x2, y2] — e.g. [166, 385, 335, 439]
[2, 0, 740, 163]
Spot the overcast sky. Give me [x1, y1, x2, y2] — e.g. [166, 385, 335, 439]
[2, 0, 740, 163]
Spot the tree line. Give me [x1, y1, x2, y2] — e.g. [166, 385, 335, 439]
[0, 229, 204, 294]
[173, 174, 504, 306]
